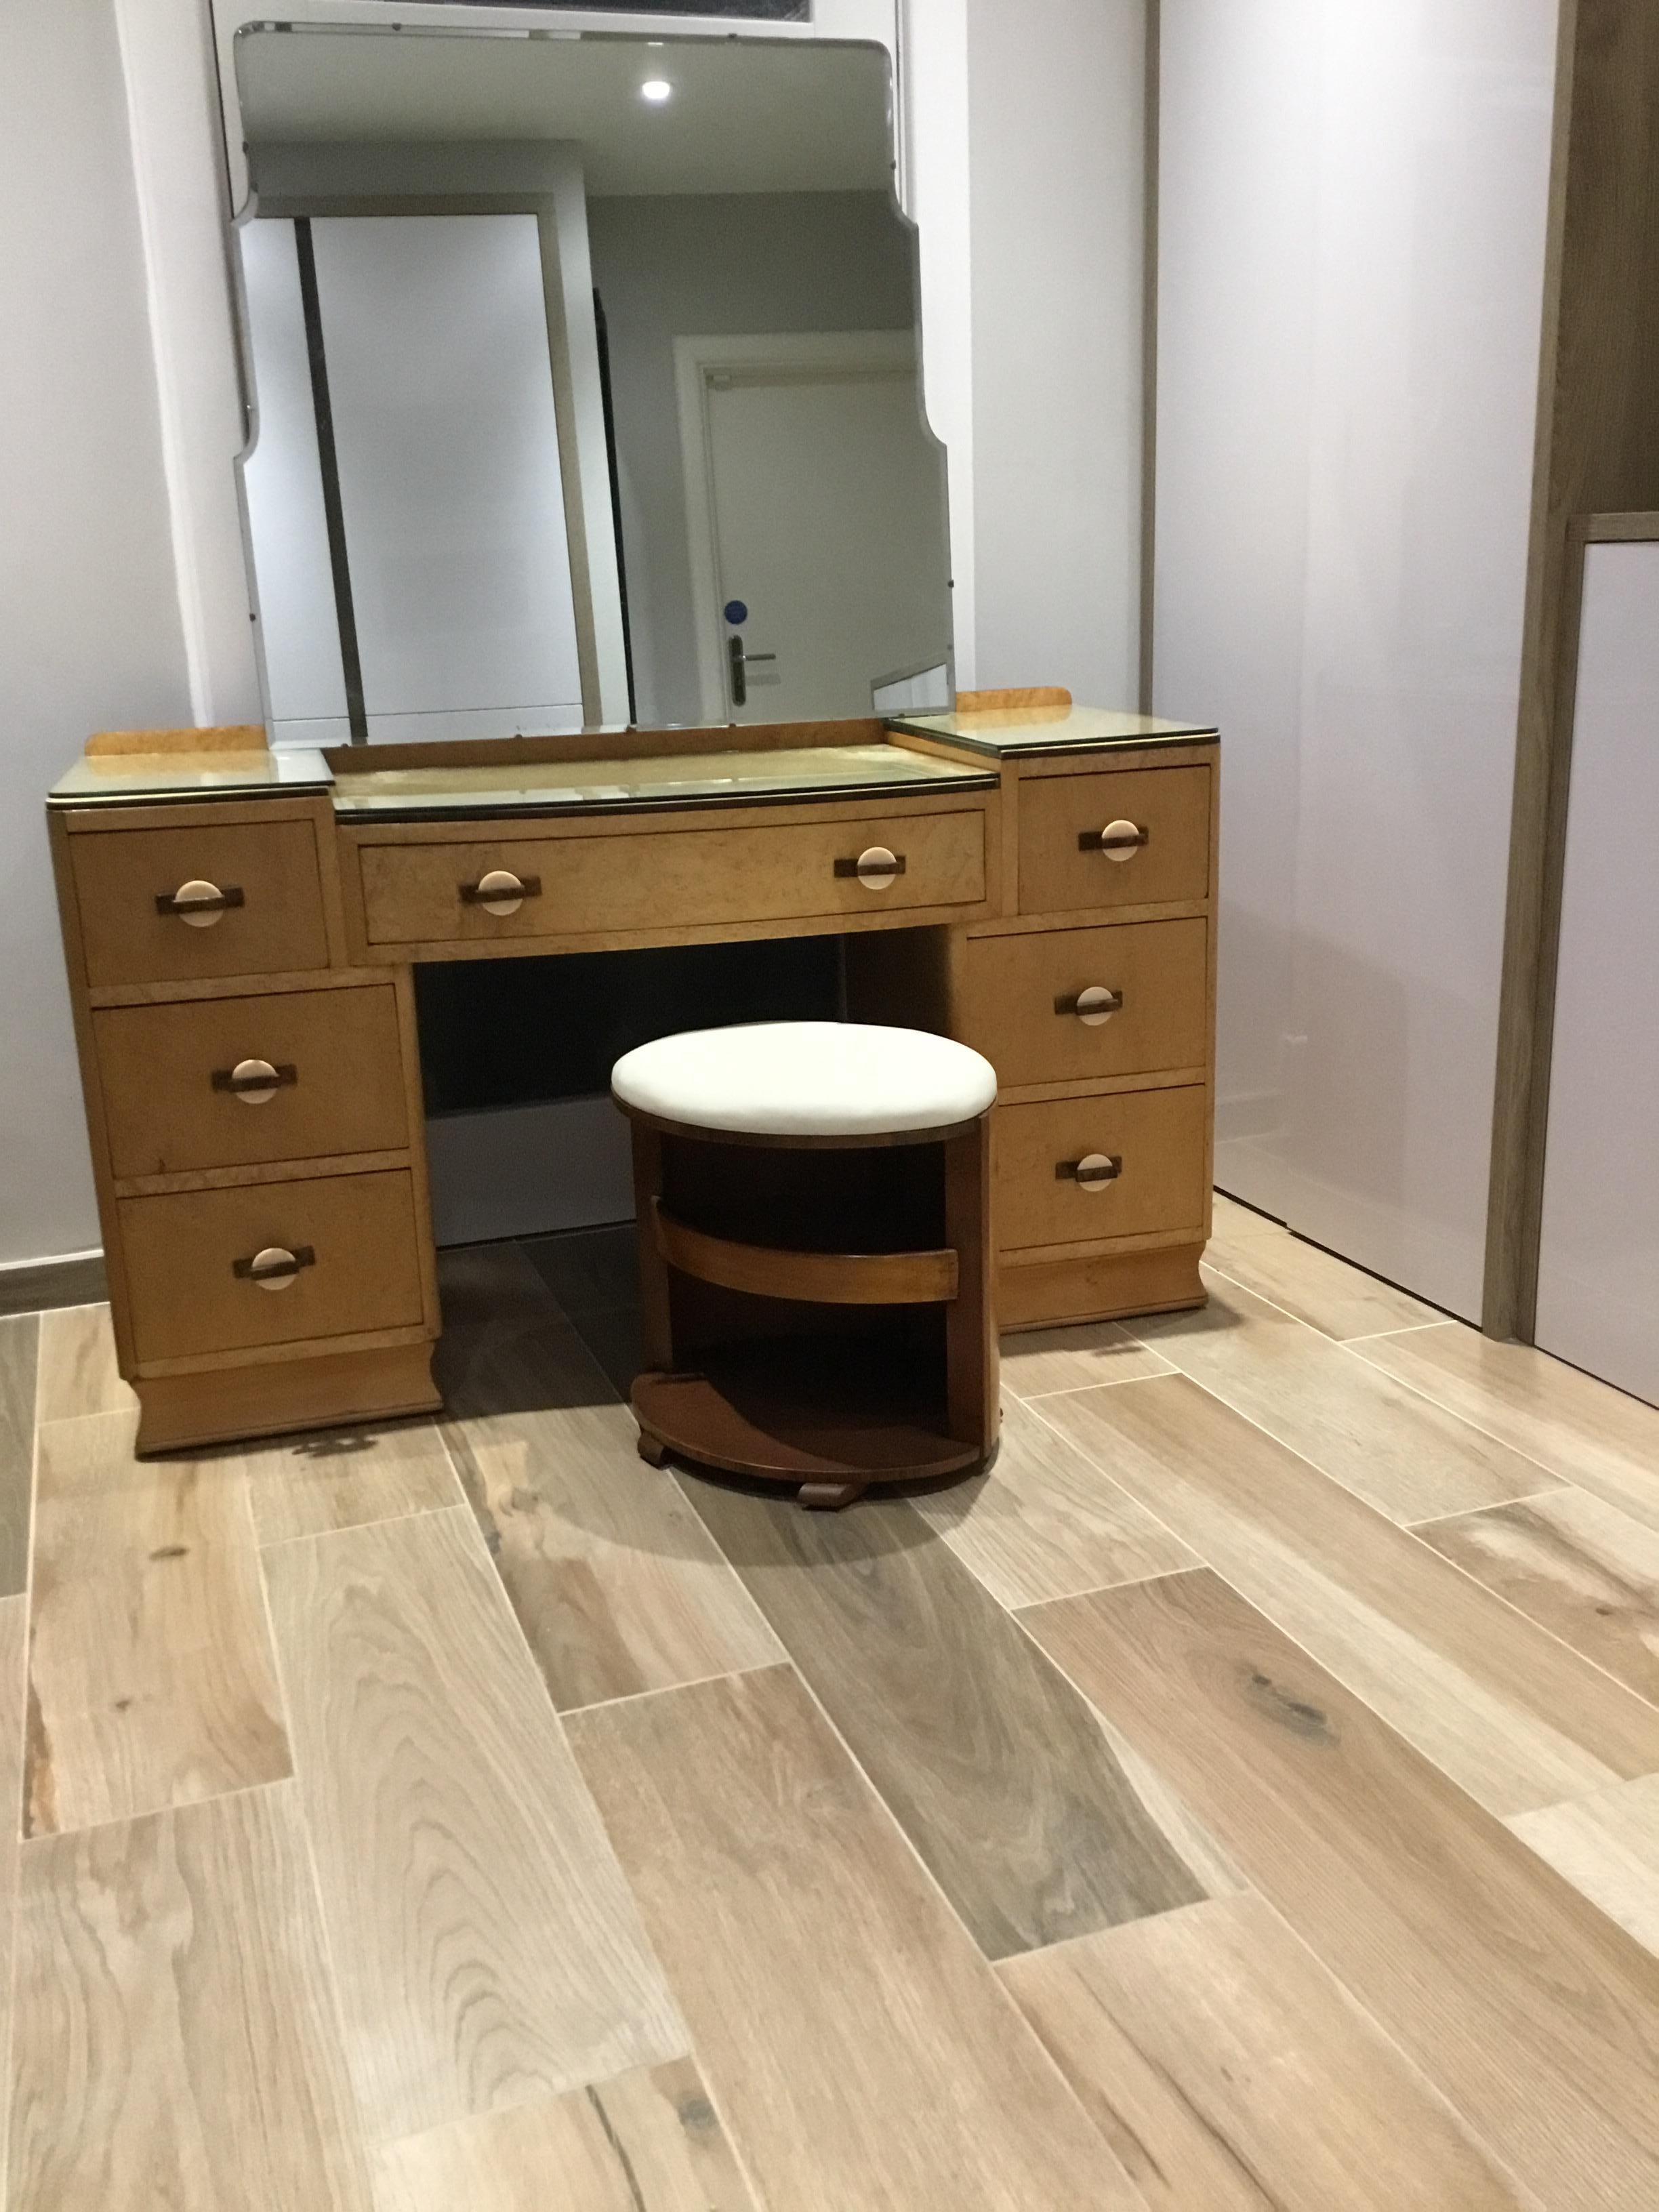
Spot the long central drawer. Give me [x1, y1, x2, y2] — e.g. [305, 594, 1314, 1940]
[354, 808, 987, 947]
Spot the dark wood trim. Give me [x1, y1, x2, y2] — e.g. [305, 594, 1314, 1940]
[1582, 510, 1659, 541]
[653, 1201, 960, 1307]
[0, 1251, 107, 1321]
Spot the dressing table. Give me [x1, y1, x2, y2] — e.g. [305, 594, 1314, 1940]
[47, 701, 1216, 1452]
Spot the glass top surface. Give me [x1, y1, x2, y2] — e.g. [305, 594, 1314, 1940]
[327, 742, 993, 818]
[48, 749, 331, 806]
[888, 704, 1218, 755]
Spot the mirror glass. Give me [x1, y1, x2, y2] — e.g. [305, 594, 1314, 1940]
[230, 26, 951, 745]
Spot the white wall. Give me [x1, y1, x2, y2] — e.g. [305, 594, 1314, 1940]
[0, 0, 195, 1271]
[1156, 0, 1557, 1320]
[966, 0, 1144, 705]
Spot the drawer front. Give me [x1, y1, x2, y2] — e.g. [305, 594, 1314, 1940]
[72, 819, 329, 987]
[958, 919, 1208, 1087]
[118, 1170, 426, 1367]
[357, 808, 987, 947]
[996, 1086, 1209, 1252]
[94, 985, 408, 1180]
[1018, 765, 1210, 915]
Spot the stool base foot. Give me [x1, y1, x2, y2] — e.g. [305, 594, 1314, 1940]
[636, 1429, 670, 1469]
[798, 1481, 866, 1512]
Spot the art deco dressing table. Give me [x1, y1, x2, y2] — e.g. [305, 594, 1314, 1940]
[47, 701, 1218, 1453]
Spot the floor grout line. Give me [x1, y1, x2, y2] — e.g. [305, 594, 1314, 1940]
[1402, 1486, 1572, 1532]
[1009, 1366, 1179, 1404]
[559, 1658, 784, 1725]
[1339, 1319, 1458, 1345]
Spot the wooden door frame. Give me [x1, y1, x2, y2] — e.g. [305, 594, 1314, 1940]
[673, 328, 921, 724]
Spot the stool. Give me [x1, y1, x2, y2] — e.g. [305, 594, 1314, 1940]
[611, 1021, 999, 1510]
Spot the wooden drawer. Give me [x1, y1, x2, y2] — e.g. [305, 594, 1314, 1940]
[996, 1086, 1209, 1252]
[958, 919, 1208, 1087]
[356, 808, 986, 947]
[1018, 765, 1210, 915]
[93, 985, 408, 1181]
[70, 818, 329, 987]
[117, 1169, 426, 1367]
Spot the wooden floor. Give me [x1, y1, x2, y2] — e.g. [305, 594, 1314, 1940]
[4, 1195, 1659, 2206]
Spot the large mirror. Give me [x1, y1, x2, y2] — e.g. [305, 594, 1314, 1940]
[230, 24, 952, 745]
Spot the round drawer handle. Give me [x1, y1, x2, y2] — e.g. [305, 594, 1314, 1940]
[157, 879, 246, 928]
[212, 1059, 298, 1105]
[459, 869, 544, 918]
[232, 1244, 316, 1290]
[834, 846, 906, 892]
[1058, 985, 1123, 1027]
[1057, 1152, 1123, 1190]
[1085, 821, 1149, 863]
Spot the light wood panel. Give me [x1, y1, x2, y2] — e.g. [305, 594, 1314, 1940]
[1017, 762, 1210, 914]
[1000, 1892, 1527, 2210]
[0, 1315, 37, 1597]
[438, 1317, 781, 1713]
[1206, 1225, 1443, 1341]
[1000, 1241, 1204, 1329]
[1510, 1774, 1659, 1959]
[523, 1225, 638, 1321]
[914, 1395, 1195, 1608]
[245, 1418, 463, 1546]
[69, 813, 329, 988]
[567, 1665, 1137, 2210]
[26, 1409, 290, 1836]
[35, 1300, 132, 1422]
[1356, 1322, 1659, 1530]
[134, 1340, 441, 1458]
[371, 2059, 758, 2212]
[8, 1783, 373, 2209]
[689, 1483, 1225, 1956]
[953, 916, 1208, 1086]
[1035, 1374, 1659, 1815]
[997, 1084, 1209, 1251]
[262, 1507, 683, 2142]
[1419, 1487, 1659, 1706]
[1023, 1569, 1659, 2212]
[998, 1315, 1174, 1399]
[1133, 1275, 1563, 1521]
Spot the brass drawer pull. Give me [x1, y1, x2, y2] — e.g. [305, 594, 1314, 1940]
[1057, 1152, 1122, 1189]
[155, 880, 246, 926]
[1079, 821, 1150, 861]
[834, 846, 906, 890]
[211, 1059, 298, 1103]
[232, 1243, 315, 1289]
[459, 869, 542, 916]
[1055, 985, 1123, 1026]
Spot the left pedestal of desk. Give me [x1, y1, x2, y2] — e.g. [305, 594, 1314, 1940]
[47, 792, 443, 1455]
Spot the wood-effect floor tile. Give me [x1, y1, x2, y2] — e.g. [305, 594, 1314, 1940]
[8, 1782, 372, 2211]
[439, 1317, 781, 1712]
[567, 1305, 645, 1401]
[998, 1319, 1174, 1400]
[1000, 1893, 1528, 2209]
[371, 2058, 758, 2212]
[913, 1395, 1195, 1609]
[1205, 1229, 1444, 1342]
[0, 1314, 37, 1597]
[1357, 1325, 1659, 1532]
[1418, 1488, 1659, 1706]
[262, 1507, 683, 2143]
[33, 1303, 131, 1425]
[0, 1597, 28, 2187]
[1035, 1374, 1659, 1815]
[1132, 1275, 1563, 1522]
[689, 1483, 1228, 1957]
[1509, 1774, 1659, 1960]
[245, 1420, 464, 1546]
[434, 1243, 559, 1334]
[523, 1225, 640, 1322]
[567, 1665, 1137, 2211]
[1023, 1569, 1659, 2211]
[26, 1410, 291, 1837]
[1210, 1191, 1289, 1241]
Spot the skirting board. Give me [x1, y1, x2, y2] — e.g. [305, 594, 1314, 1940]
[0, 1249, 107, 1320]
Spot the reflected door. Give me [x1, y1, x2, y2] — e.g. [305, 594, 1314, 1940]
[687, 339, 951, 721]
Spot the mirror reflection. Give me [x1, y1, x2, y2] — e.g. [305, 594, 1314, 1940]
[232, 27, 952, 745]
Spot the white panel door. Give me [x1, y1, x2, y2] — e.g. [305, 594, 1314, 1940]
[1156, 0, 1558, 1319]
[1534, 541, 1659, 1407]
[238, 218, 350, 743]
[310, 212, 585, 741]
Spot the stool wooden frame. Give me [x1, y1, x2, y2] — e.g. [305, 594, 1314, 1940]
[619, 1103, 997, 1510]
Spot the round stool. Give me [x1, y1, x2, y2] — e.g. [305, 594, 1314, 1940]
[611, 1021, 999, 1510]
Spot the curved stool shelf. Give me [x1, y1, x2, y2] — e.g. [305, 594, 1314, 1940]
[652, 1202, 959, 1307]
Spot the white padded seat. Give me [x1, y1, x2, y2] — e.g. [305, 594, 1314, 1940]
[611, 1021, 997, 1139]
